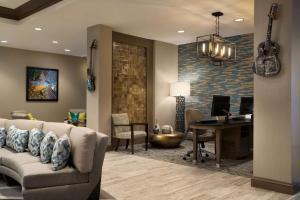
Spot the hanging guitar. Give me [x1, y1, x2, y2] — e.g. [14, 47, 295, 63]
[87, 39, 97, 92]
[253, 3, 281, 77]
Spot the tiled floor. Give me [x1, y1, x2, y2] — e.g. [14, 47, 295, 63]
[101, 152, 296, 200]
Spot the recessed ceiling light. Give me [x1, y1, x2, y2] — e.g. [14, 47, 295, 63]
[234, 18, 244, 22]
[1, 40, 8, 43]
[177, 30, 185, 34]
[64, 49, 71, 52]
[34, 27, 42, 31]
[52, 40, 58, 44]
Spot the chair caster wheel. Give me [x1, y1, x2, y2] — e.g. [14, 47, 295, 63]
[201, 160, 205, 163]
[183, 157, 187, 160]
[187, 154, 191, 157]
[205, 154, 209, 157]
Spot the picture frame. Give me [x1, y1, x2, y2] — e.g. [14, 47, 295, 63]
[26, 66, 59, 101]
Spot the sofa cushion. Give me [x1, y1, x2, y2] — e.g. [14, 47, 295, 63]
[28, 128, 45, 156]
[6, 120, 43, 131]
[51, 135, 71, 171]
[40, 132, 58, 164]
[42, 122, 72, 138]
[0, 128, 6, 148]
[21, 162, 88, 189]
[0, 118, 8, 128]
[69, 127, 96, 173]
[1, 152, 40, 174]
[0, 148, 17, 164]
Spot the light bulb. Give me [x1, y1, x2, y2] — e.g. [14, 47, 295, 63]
[228, 48, 232, 57]
[202, 43, 206, 54]
[215, 44, 219, 55]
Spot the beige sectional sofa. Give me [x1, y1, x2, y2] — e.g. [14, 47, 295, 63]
[0, 118, 108, 200]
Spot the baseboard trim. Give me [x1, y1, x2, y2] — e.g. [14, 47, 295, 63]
[251, 176, 300, 194]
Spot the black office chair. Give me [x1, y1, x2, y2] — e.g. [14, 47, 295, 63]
[183, 109, 216, 162]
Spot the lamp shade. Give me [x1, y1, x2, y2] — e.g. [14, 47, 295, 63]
[170, 82, 190, 97]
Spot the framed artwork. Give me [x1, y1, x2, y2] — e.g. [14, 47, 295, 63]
[26, 67, 59, 101]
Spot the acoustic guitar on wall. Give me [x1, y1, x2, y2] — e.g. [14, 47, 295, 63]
[87, 39, 97, 92]
[252, 3, 281, 77]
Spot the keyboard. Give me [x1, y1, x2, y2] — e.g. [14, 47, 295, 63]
[231, 117, 245, 121]
[196, 119, 218, 124]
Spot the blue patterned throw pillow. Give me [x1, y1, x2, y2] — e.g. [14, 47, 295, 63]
[6, 125, 17, 149]
[40, 132, 58, 164]
[0, 128, 6, 148]
[13, 129, 29, 153]
[6, 125, 29, 152]
[51, 135, 71, 171]
[28, 128, 45, 156]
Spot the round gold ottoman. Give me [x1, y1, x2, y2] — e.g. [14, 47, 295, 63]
[149, 132, 185, 148]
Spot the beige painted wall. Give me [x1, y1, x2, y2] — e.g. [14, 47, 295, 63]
[291, 0, 300, 184]
[154, 41, 178, 128]
[253, 0, 300, 183]
[86, 25, 112, 143]
[0, 46, 86, 122]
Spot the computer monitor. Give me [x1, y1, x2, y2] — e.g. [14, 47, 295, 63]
[211, 95, 230, 117]
[240, 96, 253, 115]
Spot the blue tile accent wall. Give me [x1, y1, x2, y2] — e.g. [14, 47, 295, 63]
[178, 33, 254, 118]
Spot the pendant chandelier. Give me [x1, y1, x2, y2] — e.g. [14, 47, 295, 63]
[196, 12, 237, 66]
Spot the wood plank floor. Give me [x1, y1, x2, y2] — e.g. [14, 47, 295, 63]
[101, 152, 298, 200]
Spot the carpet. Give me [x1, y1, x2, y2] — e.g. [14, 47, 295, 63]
[0, 176, 22, 200]
[116, 140, 253, 178]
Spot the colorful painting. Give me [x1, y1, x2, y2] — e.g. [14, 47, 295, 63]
[26, 67, 59, 101]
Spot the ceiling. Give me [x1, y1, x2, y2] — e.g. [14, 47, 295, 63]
[0, 0, 254, 57]
[0, 0, 29, 9]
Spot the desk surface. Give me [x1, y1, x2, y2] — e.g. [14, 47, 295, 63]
[190, 119, 252, 130]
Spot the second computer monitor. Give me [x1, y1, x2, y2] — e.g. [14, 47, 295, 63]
[240, 96, 253, 115]
[211, 95, 230, 117]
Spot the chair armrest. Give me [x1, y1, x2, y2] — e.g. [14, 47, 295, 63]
[113, 124, 133, 127]
[131, 123, 148, 126]
[130, 123, 148, 134]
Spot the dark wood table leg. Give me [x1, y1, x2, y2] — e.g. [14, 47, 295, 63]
[215, 129, 222, 168]
[192, 129, 198, 164]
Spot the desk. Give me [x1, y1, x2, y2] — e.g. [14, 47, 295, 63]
[190, 120, 253, 168]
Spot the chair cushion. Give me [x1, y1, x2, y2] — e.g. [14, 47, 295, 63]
[69, 127, 96, 173]
[116, 131, 146, 139]
[51, 135, 71, 171]
[5, 120, 43, 131]
[28, 128, 45, 156]
[40, 132, 58, 164]
[42, 122, 73, 138]
[0, 128, 6, 148]
[20, 162, 88, 189]
[112, 113, 130, 133]
[1, 152, 40, 174]
[0, 118, 8, 128]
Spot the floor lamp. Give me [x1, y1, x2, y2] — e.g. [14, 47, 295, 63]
[170, 82, 190, 133]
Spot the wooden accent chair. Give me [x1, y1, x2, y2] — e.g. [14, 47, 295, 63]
[112, 113, 148, 154]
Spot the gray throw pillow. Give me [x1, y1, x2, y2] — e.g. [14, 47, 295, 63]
[51, 135, 71, 171]
[28, 128, 45, 156]
[40, 131, 58, 164]
[0, 128, 6, 148]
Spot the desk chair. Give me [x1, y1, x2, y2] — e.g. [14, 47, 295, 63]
[183, 109, 216, 162]
[112, 113, 148, 154]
